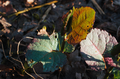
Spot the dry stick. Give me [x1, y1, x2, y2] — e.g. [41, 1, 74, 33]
[38, 6, 52, 25]
[33, 67, 44, 79]
[91, 0, 105, 15]
[8, 1, 57, 18]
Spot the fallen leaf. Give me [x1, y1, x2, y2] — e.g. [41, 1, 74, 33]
[0, 17, 11, 34]
[0, 17, 11, 28]
[80, 28, 118, 71]
[66, 7, 95, 44]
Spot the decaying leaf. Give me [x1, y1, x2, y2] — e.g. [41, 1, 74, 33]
[26, 32, 74, 72]
[66, 7, 95, 44]
[0, 17, 11, 34]
[0, 17, 11, 28]
[80, 28, 118, 71]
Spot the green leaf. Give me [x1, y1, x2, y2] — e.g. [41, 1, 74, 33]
[25, 32, 74, 72]
[111, 68, 120, 79]
[61, 8, 74, 35]
[111, 43, 120, 56]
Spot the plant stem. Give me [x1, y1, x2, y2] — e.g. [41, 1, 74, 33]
[104, 67, 113, 79]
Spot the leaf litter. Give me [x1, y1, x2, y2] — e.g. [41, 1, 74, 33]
[0, 0, 120, 79]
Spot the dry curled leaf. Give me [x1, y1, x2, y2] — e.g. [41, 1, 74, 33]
[0, 17, 11, 28]
[0, 17, 11, 34]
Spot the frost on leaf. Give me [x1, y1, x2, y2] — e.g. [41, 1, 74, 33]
[80, 28, 118, 71]
[26, 32, 74, 72]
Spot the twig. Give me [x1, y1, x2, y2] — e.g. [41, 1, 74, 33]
[33, 67, 44, 79]
[14, 36, 36, 79]
[8, 1, 57, 18]
[2, 36, 35, 79]
[38, 6, 52, 25]
[11, 37, 35, 78]
[91, 0, 105, 14]
[10, 57, 35, 79]
[9, 44, 12, 57]
[1, 41, 7, 59]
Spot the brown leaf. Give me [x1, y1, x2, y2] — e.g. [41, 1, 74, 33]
[0, 17, 11, 34]
[0, 17, 11, 28]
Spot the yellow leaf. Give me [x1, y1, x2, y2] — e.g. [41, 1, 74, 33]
[67, 7, 95, 44]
